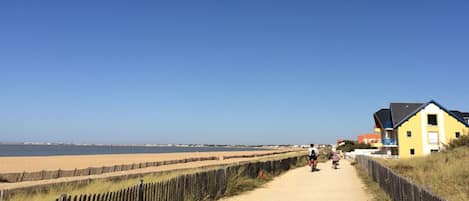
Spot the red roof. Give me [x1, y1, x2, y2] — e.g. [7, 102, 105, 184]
[357, 133, 381, 144]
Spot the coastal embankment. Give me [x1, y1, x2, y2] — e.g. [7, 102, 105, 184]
[0, 150, 304, 201]
[47, 153, 308, 201]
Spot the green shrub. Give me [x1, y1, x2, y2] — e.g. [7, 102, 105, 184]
[445, 134, 469, 150]
[336, 140, 372, 152]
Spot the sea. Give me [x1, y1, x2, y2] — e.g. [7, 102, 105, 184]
[0, 144, 264, 157]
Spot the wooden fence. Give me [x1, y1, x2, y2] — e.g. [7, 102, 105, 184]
[0, 150, 293, 184]
[53, 155, 306, 201]
[0, 157, 218, 183]
[355, 156, 446, 201]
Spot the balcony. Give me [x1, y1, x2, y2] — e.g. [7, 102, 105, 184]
[382, 138, 398, 147]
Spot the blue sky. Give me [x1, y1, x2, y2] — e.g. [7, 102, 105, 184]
[1, 1, 468, 145]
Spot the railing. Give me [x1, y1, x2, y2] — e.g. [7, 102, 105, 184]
[382, 138, 397, 146]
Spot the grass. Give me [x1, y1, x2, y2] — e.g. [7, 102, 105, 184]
[223, 167, 274, 197]
[7, 151, 307, 201]
[222, 152, 308, 198]
[378, 146, 469, 201]
[352, 161, 392, 201]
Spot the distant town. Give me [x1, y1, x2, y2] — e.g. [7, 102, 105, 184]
[0, 141, 331, 149]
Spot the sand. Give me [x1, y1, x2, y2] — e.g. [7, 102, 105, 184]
[0, 150, 284, 173]
[220, 160, 372, 201]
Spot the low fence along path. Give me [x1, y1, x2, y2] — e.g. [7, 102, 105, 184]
[221, 160, 372, 201]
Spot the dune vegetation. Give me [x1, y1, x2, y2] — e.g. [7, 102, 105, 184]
[379, 136, 469, 201]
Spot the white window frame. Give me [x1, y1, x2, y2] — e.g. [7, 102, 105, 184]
[428, 132, 439, 144]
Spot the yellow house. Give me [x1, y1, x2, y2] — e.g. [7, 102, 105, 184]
[373, 100, 469, 159]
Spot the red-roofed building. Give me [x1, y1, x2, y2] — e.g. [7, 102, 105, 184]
[357, 133, 381, 145]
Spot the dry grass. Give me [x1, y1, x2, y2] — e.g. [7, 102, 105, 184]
[8, 166, 215, 201]
[7, 152, 306, 201]
[223, 167, 274, 197]
[222, 152, 307, 198]
[379, 146, 469, 201]
[352, 161, 391, 201]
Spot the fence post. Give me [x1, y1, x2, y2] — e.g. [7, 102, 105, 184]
[59, 194, 67, 201]
[138, 179, 144, 201]
[0, 189, 3, 201]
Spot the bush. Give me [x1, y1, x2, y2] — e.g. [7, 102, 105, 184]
[336, 140, 372, 152]
[319, 150, 331, 162]
[446, 134, 469, 150]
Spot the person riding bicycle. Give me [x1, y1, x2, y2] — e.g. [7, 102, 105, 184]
[308, 144, 318, 172]
[331, 151, 340, 169]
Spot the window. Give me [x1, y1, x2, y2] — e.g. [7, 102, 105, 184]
[428, 132, 438, 144]
[427, 114, 437, 126]
[407, 131, 412, 138]
[456, 132, 461, 139]
[410, 149, 415, 155]
[431, 149, 439, 153]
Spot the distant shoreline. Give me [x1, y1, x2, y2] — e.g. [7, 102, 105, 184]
[0, 144, 278, 157]
[0, 143, 269, 147]
[0, 142, 292, 148]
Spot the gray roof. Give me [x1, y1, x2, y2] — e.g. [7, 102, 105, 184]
[451, 110, 469, 119]
[390, 103, 424, 127]
[374, 109, 391, 128]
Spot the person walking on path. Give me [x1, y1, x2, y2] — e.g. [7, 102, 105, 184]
[308, 144, 318, 172]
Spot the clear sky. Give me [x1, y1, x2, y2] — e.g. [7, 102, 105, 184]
[1, 1, 468, 145]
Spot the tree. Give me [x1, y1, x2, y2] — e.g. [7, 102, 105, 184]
[336, 140, 372, 152]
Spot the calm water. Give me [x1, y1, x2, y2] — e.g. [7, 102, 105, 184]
[0, 144, 264, 157]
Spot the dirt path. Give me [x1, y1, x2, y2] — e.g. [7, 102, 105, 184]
[221, 160, 372, 201]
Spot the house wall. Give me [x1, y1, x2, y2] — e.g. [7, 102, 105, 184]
[397, 103, 469, 159]
[397, 112, 423, 159]
[420, 103, 444, 155]
[443, 112, 469, 144]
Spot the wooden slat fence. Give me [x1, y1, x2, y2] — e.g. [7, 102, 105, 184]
[0, 157, 218, 183]
[53, 155, 306, 201]
[0, 150, 293, 184]
[355, 155, 446, 201]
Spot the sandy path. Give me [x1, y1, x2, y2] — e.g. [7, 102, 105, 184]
[221, 160, 371, 201]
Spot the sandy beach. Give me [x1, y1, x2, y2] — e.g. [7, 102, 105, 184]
[0, 149, 291, 173]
